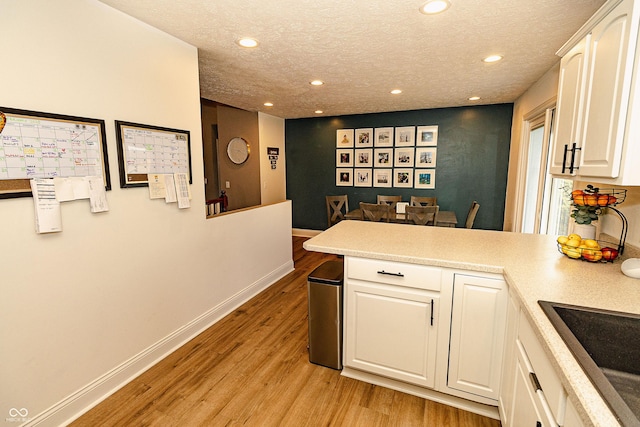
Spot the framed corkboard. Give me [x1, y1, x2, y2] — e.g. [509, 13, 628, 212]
[0, 107, 110, 199]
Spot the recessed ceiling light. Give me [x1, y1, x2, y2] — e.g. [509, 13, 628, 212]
[315, 110, 323, 114]
[237, 38, 258, 48]
[469, 96, 480, 101]
[483, 55, 503, 63]
[391, 89, 402, 94]
[264, 102, 273, 107]
[419, 0, 451, 15]
[310, 80, 324, 86]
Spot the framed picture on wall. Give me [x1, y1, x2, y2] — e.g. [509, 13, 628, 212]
[336, 168, 353, 186]
[354, 169, 373, 187]
[417, 125, 438, 146]
[374, 127, 394, 147]
[373, 169, 392, 188]
[374, 148, 393, 167]
[415, 147, 437, 167]
[393, 168, 413, 188]
[394, 147, 414, 167]
[414, 169, 436, 189]
[336, 129, 354, 148]
[395, 126, 415, 146]
[336, 149, 353, 167]
[355, 149, 373, 167]
[355, 128, 374, 148]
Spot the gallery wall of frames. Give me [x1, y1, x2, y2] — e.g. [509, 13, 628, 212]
[335, 126, 437, 189]
[285, 103, 514, 231]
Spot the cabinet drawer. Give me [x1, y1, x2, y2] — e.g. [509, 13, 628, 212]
[346, 257, 441, 291]
[518, 311, 566, 424]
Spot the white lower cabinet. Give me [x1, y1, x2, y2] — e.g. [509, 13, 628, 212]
[344, 257, 441, 388]
[512, 345, 548, 427]
[446, 274, 507, 401]
[345, 280, 440, 388]
[499, 293, 588, 427]
[343, 257, 508, 411]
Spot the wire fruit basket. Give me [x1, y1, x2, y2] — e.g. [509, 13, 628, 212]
[557, 239, 620, 262]
[559, 186, 628, 262]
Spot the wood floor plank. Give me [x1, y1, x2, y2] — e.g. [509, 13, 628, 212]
[71, 237, 501, 427]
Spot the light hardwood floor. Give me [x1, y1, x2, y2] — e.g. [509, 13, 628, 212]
[71, 237, 501, 427]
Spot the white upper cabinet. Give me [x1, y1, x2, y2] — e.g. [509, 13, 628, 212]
[551, 0, 640, 184]
[550, 36, 589, 175]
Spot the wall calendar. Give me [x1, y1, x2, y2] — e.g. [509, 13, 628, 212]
[0, 107, 110, 198]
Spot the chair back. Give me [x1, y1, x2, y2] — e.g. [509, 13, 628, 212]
[377, 195, 402, 211]
[326, 195, 349, 228]
[410, 196, 437, 207]
[465, 201, 480, 228]
[360, 202, 390, 222]
[405, 205, 439, 225]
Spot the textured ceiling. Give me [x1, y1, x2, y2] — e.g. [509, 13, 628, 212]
[98, 0, 606, 119]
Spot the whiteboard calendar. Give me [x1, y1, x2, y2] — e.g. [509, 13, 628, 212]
[115, 120, 191, 188]
[0, 107, 110, 198]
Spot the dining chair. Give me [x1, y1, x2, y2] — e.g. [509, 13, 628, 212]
[405, 205, 439, 225]
[360, 202, 390, 222]
[465, 201, 480, 228]
[376, 195, 402, 211]
[326, 195, 349, 228]
[410, 196, 437, 207]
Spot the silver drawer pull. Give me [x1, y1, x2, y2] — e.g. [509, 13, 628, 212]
[529, 372, 542, 391]
[377, 270, 404, 277]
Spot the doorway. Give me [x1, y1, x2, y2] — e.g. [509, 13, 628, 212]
[520, 106, 572, 235]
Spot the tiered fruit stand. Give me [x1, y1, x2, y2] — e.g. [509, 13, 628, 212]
[558, 186, 628, 262]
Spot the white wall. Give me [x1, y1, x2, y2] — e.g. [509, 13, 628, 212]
[259, 112, 287, 205]
[0, 1, 292, 425]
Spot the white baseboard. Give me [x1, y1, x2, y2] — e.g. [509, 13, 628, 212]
[292, 228, 322, 237]
[341, 367, 500, 420]
[27, 260, 294, 427]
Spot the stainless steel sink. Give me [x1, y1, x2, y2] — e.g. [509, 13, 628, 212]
[538, 301, 640, 427]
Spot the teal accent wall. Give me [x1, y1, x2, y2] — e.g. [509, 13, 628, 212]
[285, 104, 514, 231]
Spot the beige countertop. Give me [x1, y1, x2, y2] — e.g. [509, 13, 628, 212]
[303, 220, 640, 427]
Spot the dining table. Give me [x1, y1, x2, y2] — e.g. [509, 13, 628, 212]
[344, 208, 458, 227]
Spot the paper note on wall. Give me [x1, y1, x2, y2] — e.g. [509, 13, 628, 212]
[148, 174, 166, 199]
[86, 176, 109, 213]
[174, 172, 190, 209]
[30, 178, 62, 233]
[164, 174, 177, 203]
[53, 177, 91, 202]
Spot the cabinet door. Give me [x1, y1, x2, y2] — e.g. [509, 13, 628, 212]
[550, 36, 589, 175]
[447, 274, 507, 400]
[498, 290, 520, 425]
[511, 353, 548, 427]
[345, 280, 439, 388]
[579, 0, 634, 178]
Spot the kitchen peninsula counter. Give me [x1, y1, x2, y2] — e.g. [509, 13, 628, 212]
[303, 220, 640, 427]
